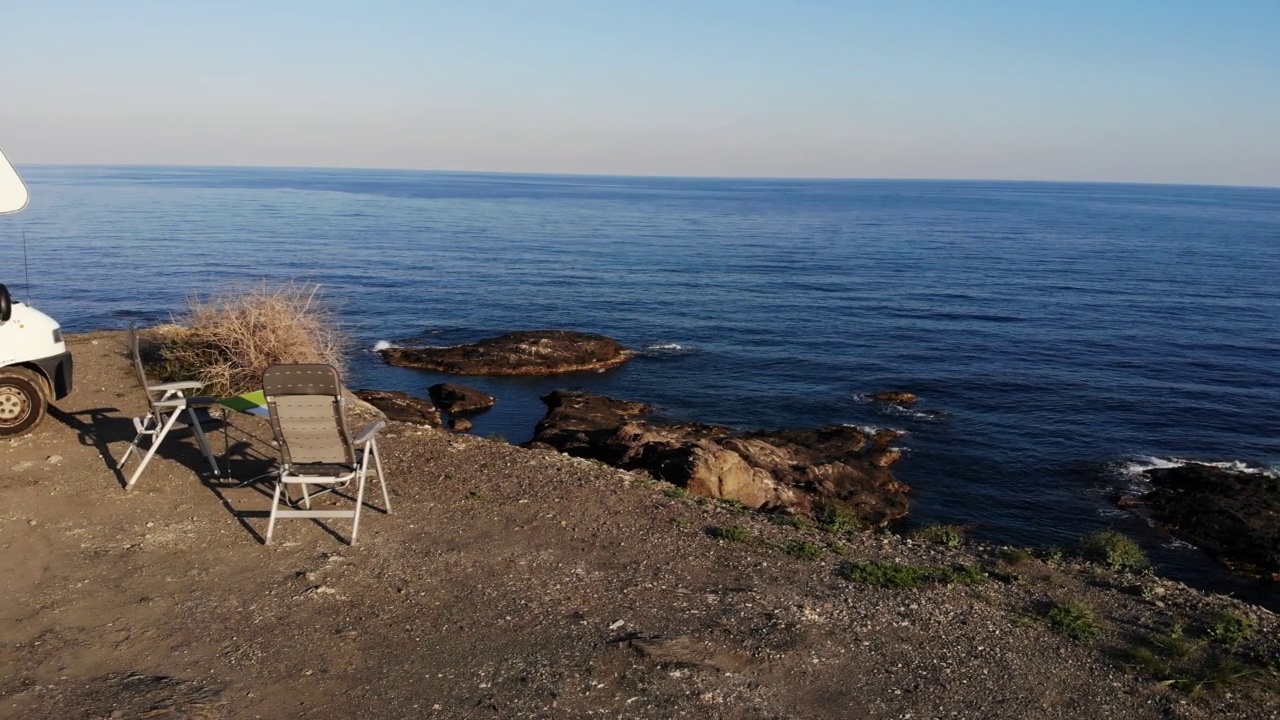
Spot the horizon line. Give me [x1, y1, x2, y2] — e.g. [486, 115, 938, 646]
[14, 161, 1280, 192]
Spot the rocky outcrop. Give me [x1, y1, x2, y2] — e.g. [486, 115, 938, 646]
[1140, 463, 1280, 576]
[354, 390, 442, 427]
[380, 331, 633, 376]
[429, 383, 496, 415]
[527, 391, 910, 526]
[870, 391, 919, 408]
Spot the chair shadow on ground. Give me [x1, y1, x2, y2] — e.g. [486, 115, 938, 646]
[49, 405, 225, 490]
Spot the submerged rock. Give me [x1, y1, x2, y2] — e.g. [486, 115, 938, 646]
[527, 390, 909, 526]
[1140, 463, 1280, 576]
[869, 391, 919, 408]
[381, 331, 633, 376]
[354, 390, 442, 427]
[429, 383, 496, 415]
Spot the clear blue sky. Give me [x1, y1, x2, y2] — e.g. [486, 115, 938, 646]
[3, 1, 1278, 185]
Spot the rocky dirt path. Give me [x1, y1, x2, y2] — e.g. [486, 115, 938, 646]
[1, 332, 1275, 719]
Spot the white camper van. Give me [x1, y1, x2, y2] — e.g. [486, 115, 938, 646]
[0, 148, 73, 436]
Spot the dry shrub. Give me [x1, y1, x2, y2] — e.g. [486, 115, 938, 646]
[150, 283, 347, 396]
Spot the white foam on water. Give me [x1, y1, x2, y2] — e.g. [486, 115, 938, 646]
[372, 340, 395, 351]
[638, 342, 697, 357]
[840, 423, 907, 438]
[1118, 456, 1280, 481]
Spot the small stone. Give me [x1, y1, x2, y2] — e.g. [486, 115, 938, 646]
[28, 519, 38, 526]
[45, 454, 63, 464]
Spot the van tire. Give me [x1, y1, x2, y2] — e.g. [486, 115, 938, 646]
[0, 367, 49, 437]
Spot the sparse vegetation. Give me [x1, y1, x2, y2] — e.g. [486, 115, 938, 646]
[839, 561, 986, 589]
[913, 524, 966, 547]
[840, 561, 934, 589]
[814, 499, 861, 534]
[663, 486, 688, 499]
[714, 525, 751, 542]
[1078, 531, 1148, 572]
[1124, 621, 1261, 694]
[144, 282, 346, 396]
[1041, 599, 1098, 642]
[784, 540, 823, 561]
[998, 547, 1035, 566]
[770, 514, 814, 530]
[1205, 609, 1255, 647]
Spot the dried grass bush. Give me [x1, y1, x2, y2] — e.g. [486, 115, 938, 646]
[145, 283, 347, 397]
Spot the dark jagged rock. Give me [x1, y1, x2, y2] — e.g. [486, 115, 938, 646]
[429, 383, 496, 415]
[1141, 463, 1280, 576]
[870, 391, 919, 408]
[354, 390, 442, 427]
[381, 331, 633, 376]
[527, 391, 910, 526]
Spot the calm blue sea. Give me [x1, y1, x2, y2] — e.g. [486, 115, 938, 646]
[8, 166, 1280, 593]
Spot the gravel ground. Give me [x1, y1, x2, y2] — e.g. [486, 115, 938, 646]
[1, 331, 1277, 719]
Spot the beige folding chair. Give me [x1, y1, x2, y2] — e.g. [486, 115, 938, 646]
[119, 328, 221, 490]
[261, 364, 389, 545]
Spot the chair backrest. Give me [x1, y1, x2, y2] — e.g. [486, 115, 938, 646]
[128, 327, 158, 414]
[262, 364, 355, 468]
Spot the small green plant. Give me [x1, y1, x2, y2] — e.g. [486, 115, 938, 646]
[913, 524, 966, 547]
[717, 498, 748, 511]
[1078, 531, 1148, 571]
[998, 547, 1034, 565]
[840, 561, 935, 589]
[770, 514, 814, 530]
[1206, 610, 1255, 647]
[814, 499, 861, 534]
[947, 564, 987, 586]
[784, 540, 823, 561]
[662, 486, 688, 499]
[1042, 599, 1098, 642]
[714, 525, 751, 542]
[1037, 546, 1065, 564]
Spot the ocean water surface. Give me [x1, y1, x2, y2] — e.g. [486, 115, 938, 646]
[7, 166, 1279, 596]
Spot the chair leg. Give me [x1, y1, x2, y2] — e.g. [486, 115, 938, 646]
[265, 479, 284, 545]
[125, 410, 182, 490]
[350, 463, 369, 546]
[188, 407, 221, 478]
[371, 438, 391, 513]
[117, 412, 154, 470]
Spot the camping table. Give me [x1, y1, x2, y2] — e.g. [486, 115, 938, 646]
[217, 390, 272, 485]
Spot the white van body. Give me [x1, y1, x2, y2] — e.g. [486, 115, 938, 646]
[0, 147, 73, 436]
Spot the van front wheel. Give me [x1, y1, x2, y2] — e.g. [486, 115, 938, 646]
[0, 367, 49, 437]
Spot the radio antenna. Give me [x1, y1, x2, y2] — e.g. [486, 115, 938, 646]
[22, 229, 31, 302]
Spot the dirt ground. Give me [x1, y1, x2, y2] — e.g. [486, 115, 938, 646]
[2, 331, 1277, 719]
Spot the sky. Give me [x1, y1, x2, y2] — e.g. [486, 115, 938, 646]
[2, 1, 1279, 185]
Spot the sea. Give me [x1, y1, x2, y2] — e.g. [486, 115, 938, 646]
[7, 165, 1280, 599]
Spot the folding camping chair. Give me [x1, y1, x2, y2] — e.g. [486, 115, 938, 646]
[119, 328, 221, 490]
[261, 364, 390, 545]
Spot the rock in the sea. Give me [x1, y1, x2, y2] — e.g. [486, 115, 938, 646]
[527, 391, 909, 525]
[354, 390, 442, 427]
[869, 391, 919, 408]
[428, 383, 496, 415]
[380, 330, 633, 376]
[1141, 463, 1280, 576]
[450, 417, 473, 432]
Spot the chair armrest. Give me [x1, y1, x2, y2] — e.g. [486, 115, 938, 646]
[153, 395, 219, 410]
[352, 419, 386, 446]
[149, 381, 206, 392]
